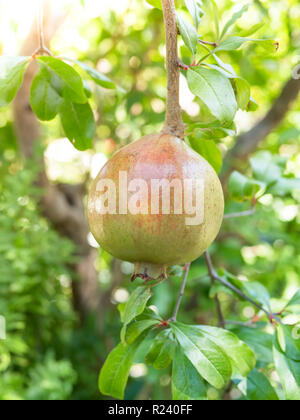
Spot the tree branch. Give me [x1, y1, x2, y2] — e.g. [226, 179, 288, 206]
[222, 76, 300, 178]
[32, 0, 53, 57]
[169, 263, 191, 321]
[204, 253, 225, 328]
[161, 0, 185, 138]
[223, 205, 256, 220]
[204, 251, 282, 324]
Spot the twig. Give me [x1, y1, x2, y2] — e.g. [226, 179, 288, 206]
[32, 0, 53, 57]
[161, 0, 185, 138]
[225, 320, 257, 328]
[214, 295, 226, 328]
[205, 253, 226, 328]
[204, 251, 282, 324]
[169, 263, 191, 322]
[177, 59, 189, 71]
[224, 199, 257, 220]
[198, 39, 219, 47]
[223, 208, 256, 219]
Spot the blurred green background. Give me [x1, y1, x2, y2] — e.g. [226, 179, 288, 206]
[0, 0, 300, 400]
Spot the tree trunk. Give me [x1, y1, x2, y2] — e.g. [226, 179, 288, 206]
[13, 4, 103, 325]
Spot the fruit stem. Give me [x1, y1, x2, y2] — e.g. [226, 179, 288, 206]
[169, 263, 191, 322]
[161, 0, 185, 139]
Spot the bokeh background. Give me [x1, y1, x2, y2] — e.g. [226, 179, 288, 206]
[0, 0, 300, 400]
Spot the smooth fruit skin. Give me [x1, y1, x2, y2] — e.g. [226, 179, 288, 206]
[88, 133, 224, 278]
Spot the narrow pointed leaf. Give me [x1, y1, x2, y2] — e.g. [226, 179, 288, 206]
[184, 0, 203, 29]
[125, 319, 158, 344]
[273, 343, 300, 401]
[238, 368, 279, 400]
[187, 67, 237, 123]
[177, 14, 198, 56]
[121, 286, 152, 326]
[65, 58, 117, 89]
[220, 4, 250, 40]
[172, 347, 207, 400]
[171, 322, 232, 389]
[99, 339, 142, 400]
[195, 325, 256, 377]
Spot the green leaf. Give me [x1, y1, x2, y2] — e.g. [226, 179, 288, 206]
[220, 4, 250, 40]
[145, 330, 176, 369]
[228, 171, 263, 202]
[247, 97, 258, 112]
[238, 23, 265, 38]
[208, 0, 220, 40]
[145, 0, 162, 9]
[215, 37, 278, 53]
[171, 322, 232, 389]
[184, 0, 203, 29]
[189, 138, 222, 173]
[59, 100, 95, 151]
[250, 151, 284, 185]
[286, 290, 300, 314]
[241, 282, 271, 311]
[194, 325, 256, 377]
[273, 342, 300, 400]
[172, 347, 207, 400]
[238, 369, 279, 400]
[233, 78, 251, 111]
[269, 177, 300, 197]
[37, 56, 86, 104]
[99, 339, 142, 400]
[275, 325, 300, 361]
[187, 120, 236, 138]
[121, 286, 152, 326]
[231, 326, 273, 364]
[65, 58, 117, 89]
[30, 67, 62, 121]
[125, 319, 158, 345]
[212, 54, 236, 76]
[0, 56, 30, 107]
[187, 67, 237, 123]
[177, 14, 198, 56]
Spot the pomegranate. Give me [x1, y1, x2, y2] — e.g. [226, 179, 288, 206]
[88, 133, 224, 280]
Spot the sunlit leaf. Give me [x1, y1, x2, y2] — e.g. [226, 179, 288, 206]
[187, 67, 237, 123]
[273, 342, 300, 401]
[228, 171, 264, 202]
[184, 0, 203, 29]
[189, 138, 223, 173]
[220, 4, 250, 40]
[65, 58, 117, 89]
[30, 67, 62, 121]
[0, 56, 30, 107]
[59, 100, 95, 150]
[177, 13, 198, 56]
[37, 56, 86, 104]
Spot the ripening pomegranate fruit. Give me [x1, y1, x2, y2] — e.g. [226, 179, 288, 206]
[88, 133, 224, 281]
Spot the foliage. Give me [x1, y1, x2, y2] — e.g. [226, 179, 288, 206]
[0, 0, 300, 400]
[0, 153, 78, 400]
